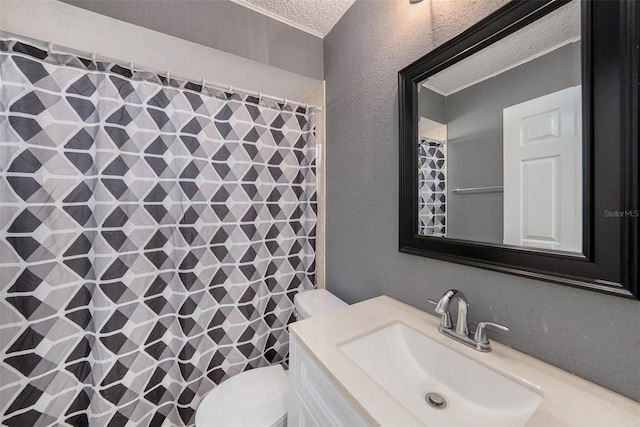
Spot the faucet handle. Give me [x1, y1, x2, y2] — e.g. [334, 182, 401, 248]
[474, 321, 509, 345]
[427, 297, 452, 329]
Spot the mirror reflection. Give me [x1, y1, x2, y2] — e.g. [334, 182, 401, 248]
[417, 0, 582, 253]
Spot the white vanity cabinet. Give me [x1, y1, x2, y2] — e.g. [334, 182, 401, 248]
[288, 297, 640, 426]
[289, 336, 369, 427]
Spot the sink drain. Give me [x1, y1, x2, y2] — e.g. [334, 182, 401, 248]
[425, 392, 448, 409]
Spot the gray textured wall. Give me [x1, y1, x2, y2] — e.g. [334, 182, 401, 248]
[324, 0, 639, 402]
[445, 41, 581, 243]
[61, 0, 323, 80]
[418, 87, 445, 124]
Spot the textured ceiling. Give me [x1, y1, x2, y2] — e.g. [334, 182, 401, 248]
[423, 0, 581, 95]
[231, 0, 355, 37]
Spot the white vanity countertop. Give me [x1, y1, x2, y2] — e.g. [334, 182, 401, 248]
[289, 296, 640, 427]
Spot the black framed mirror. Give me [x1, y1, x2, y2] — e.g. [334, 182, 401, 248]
[399, 0, 638, 299]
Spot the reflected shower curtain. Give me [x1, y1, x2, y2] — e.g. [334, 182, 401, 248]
[418, 137, 446, 237]
[0, 39, 316, 426]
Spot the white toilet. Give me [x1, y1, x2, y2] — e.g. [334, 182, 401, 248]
[195, 289, 347, 427]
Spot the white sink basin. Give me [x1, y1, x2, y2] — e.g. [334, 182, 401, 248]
[340, 322, 543, 426]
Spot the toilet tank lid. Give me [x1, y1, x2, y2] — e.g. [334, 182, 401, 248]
[294, 289, 347, 319]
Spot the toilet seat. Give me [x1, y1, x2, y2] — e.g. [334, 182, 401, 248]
[195, 365, 288, 427]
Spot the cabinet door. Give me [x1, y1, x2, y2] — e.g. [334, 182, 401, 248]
[289, 336, 369, 426]
[289, 389, 321, 427]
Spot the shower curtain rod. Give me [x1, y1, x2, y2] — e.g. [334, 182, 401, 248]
[0, 30, 322, 112]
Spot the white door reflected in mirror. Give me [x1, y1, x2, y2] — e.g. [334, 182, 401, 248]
[503, 86, 582, 252]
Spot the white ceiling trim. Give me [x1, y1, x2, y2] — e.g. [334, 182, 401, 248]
[230, 0, 355, 38]
[230, 0, 324, 38]
[422, 37, 581, 97]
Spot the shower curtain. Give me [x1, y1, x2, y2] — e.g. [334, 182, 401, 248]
[418, 137, 446, 237]
[0, 39, 316, 426]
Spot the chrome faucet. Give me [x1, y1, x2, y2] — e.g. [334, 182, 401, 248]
[432, 289, 469, 335]
[429, 289, 508, 352]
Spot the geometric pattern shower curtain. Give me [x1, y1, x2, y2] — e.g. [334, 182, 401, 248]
[0, 39, 316, 426]
[418, 137, 446, 237]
